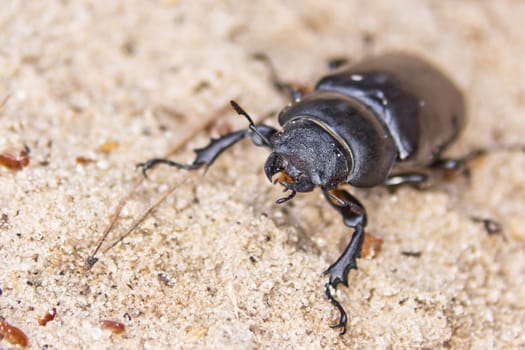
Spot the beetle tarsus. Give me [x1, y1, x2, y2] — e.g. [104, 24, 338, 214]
[137, 158, 201, 178]
[325, 283, 348, 335]
[471, 216, 503, 235]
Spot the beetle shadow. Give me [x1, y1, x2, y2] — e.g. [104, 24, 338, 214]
[251, 188, 324, 256]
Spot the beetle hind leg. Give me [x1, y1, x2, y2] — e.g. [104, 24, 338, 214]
[327, 57, 349, 71]
[383, 173, 428, 187]
[430, 146, 525, 234]
[428, 146, 522, 177]
[322, 189, 367, 334]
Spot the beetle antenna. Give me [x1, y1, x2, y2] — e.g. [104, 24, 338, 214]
[230, 100, 271, 146]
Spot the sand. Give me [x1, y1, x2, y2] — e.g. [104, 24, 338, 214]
[1, 1, 524, 349]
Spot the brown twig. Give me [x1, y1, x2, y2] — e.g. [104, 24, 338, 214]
[0, 94, 10, 110]
[86, 104, 230, 269]
[86, 176, 146, 267]
[100, 178, 188, 255]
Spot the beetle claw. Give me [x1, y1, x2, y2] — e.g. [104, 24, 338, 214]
[325, 283, 348, 335]
[136, 162, 150, 178]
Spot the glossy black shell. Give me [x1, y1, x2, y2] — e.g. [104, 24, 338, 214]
[277, 53, 466, 187]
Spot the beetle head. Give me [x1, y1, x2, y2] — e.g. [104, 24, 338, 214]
[264, 119, 349, 204]
[265, 152, 315, 203]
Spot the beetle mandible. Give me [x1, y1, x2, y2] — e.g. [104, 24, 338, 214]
[138, 53, 466, 334]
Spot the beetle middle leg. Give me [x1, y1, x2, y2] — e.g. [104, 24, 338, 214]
[252, 53, 303, 102]
[322, 188, 367, 334]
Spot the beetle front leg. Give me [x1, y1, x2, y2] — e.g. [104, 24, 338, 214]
[322, 189, 367, 334]
[137, 129, 250, 176]
[137, 124, 277, 177]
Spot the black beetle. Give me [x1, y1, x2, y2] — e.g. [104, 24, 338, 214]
[138, 53, 466, 334]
